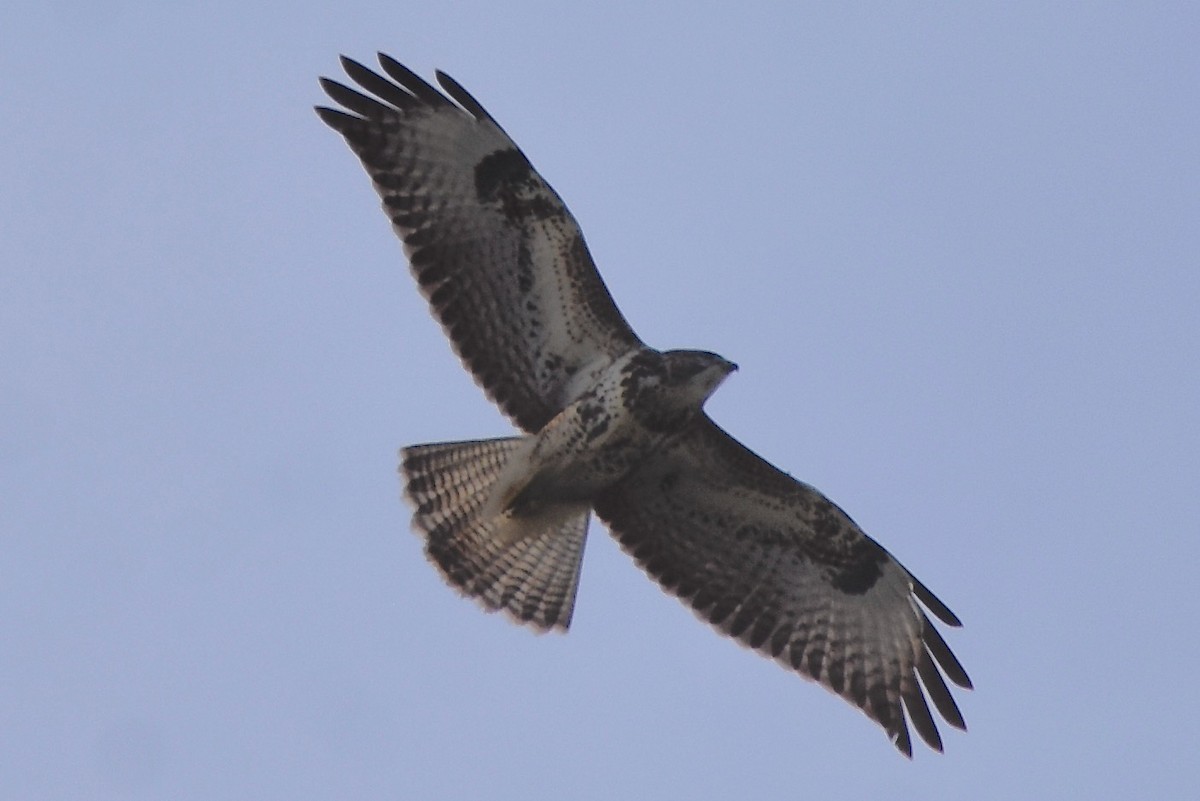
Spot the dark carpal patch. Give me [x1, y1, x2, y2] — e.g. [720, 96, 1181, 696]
[825, 537, 888, 595]
[474, 148, 559, 222]
[474, 148, 532, 200]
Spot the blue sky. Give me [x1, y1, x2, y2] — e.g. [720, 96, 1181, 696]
[3, 2, 1198, 798]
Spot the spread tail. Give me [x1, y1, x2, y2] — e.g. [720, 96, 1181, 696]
[400, 438, 590, 631]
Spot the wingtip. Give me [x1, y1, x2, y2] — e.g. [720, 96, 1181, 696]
[313, 104, 349, 128]
[338, 53, 368, 76]
[912, 576, 963, 627]
[376, 52, 409, 79]
[891, 728, 915, 759]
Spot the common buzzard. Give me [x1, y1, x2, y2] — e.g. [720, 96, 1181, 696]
[316, 54, 971, 756]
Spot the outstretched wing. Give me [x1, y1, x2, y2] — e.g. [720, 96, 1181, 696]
[317, 55, 642, 433]
[593, 416, 972, 756]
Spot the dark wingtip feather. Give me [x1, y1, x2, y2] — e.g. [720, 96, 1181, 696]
[891, 725, 914, 759]
[377, 53, 449, 107]
[339, 55, 419, 111]
[912, 576, 962, 627]
[917, 648, 967, 731]
[318, 77, 390, 119]
[436, 70, 493, 122]
[902, 677, 944, 753]
[922, 617, 973, 690]
[313, 105, 357, 131]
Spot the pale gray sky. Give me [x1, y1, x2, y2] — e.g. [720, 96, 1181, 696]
[3, 2, 1198, 798]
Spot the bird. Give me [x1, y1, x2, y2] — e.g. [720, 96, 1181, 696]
[316, 53, 971, 757]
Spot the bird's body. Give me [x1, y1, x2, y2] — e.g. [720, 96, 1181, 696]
[317, 54, 972, 756]
[487, 349, 738, 517]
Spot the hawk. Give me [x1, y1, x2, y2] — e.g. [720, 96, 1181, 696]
[316, 54, 971, 756]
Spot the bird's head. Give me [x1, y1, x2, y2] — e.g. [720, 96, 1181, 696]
[662, 350, 738, 402]
[621, 349, 736, 432]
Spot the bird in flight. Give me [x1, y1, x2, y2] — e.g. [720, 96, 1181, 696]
[316, 53, 971, 756]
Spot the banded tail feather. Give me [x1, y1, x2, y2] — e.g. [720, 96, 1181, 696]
[401, 438, 590, 631]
